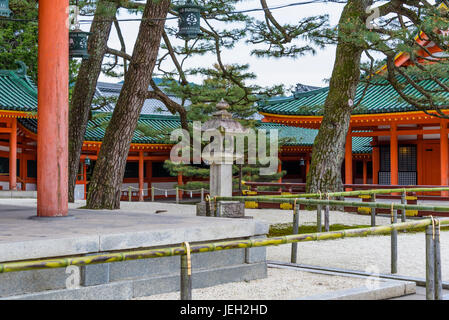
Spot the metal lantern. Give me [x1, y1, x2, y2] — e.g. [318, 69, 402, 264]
[69, 29, 91, 60]
[299, 158, 305, 166]
[0, 0, 12, 17]
[84, 155, 91, 167]
[175, 0, 203, 40]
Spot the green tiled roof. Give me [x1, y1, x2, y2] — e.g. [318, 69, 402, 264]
[258, 77, 449, 116]
[0, 70, 37, 112]
[0, 68, 372, 154]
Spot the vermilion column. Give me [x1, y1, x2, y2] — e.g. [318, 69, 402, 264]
[9, 118, 17, 191]
[139, 151, 144, 202]
[363, 160, 367, 185]
[306, 154, 310, 175]
[345, 129, 353, 191]
[440, 120, 448, 197]
[277, 162, 282, 183]
[372, 137, 379, 185]
[390, 124, 398, 186]
[37, 0, 69, 217]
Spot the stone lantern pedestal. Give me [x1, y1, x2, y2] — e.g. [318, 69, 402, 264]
[196, 100, 247, 218]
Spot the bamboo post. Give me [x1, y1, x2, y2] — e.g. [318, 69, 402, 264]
[151, 186, 154, 202]
[180, 243, 192, 300]
[201, 188, 204, 202]
[317, 205, 322, 233]
[370, 194, 376, 227]
[434, 221, 442, 300]
[401, 191, 407, 222]
[128, 186, 132, 202]
[215, 199, 220, 217]
[426, 224, 435, 300]
[324, 201, 330, 232]
[291, 203, 300, 263]
[176, 187, 179, 204]
[205, 196, 211, 217]
[391, 209, 398, 274]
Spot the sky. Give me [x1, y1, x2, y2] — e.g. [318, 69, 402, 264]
[85, 0, 347, 90]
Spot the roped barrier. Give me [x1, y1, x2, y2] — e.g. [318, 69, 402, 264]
[120, 186, 209, 203]
[0, 218, 446, 300]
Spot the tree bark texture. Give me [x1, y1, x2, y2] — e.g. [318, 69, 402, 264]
[68, 0, 119, 202]
[306, 0, 371, 194]
[86, 0, 171, 209]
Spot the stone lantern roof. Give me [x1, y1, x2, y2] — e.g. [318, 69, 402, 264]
[202, 99, 250, 134]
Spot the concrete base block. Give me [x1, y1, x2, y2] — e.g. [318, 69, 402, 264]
[4, 263, 267, 300]
[197, 201, 246, 218]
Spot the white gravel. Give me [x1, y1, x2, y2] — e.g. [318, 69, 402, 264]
[245, 208, 392, 226]
[267, 231, 449, 281]
[134, 268, 370, 300]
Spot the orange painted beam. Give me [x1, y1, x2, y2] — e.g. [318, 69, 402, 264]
[352, 129, 440, 137]
[440, 120, 448, 197]
[9, 118, 17, 190]
[345, 129, 353, 191]
[37, 0, 69, 217]
[390, 124, 399, 185]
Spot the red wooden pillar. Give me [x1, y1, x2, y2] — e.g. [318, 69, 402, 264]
[37, 0, 69, 217]
[363, 160, 367, 185]
[417, 132, 423, 186]
[9, 118, 17, 190]
[372, 137, 379, 185]
[390, 124, 398, 186]
[440, 120, 448, 197]
[83, 162, 87, 200]
[345, 128, 353, 191]
[306, 154, 310, 175]
[139, 151, 144, 202]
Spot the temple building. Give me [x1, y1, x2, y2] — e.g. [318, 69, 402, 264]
[0, 66, 373, 200]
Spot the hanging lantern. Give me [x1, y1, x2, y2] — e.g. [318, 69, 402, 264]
[84, 155, 91, 167]
[175, 0, 203, 40]
[69, 1, 91, 60]
[299, 158, 305, 166]
[69, 29, 91, 60]
[0, 0, 12, 17]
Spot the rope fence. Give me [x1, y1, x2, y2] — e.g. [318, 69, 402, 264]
[120, 186, 210, 203]
[0, 218, 447, 300]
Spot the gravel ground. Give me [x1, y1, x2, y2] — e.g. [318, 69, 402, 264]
[134, 268, 370, 300]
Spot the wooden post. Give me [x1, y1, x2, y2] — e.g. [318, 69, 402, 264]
[317, 205, 322, 232]
[291, 204, 299, 263]
[151, 186, 154, 202]
[401, 191, 407, 222]
[370, 194, 376, 227]
[201, 188, 204, 202]
[426, 225, 435, 300]
[440, 120, 448, 197]
[37, 0, 69, 217]
[372, 138, 379, 185]
[362, 160, 367, 185]
[345, 129, 353, 191]
[176, 187, 179, 204]
[138, 151, 144, 202]
[177, 172, 183, 201]
[391, 209, 398, 274]
[434, 222, 442, 300]
[128, 186, 132, 202]
[324, 203, 330, 232]
[9, 118, 17, 191]
[305, 154, 310, 176]
[180, 253, 192, 300]
[390, 124, 398, 186]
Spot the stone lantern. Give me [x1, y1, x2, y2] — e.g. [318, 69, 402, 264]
[197, 100, 249, 218]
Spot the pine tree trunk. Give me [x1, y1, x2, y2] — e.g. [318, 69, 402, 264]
[68, 0, 119, 202]
[86, 0, 171, 209]
[306, 0, 370, 194]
